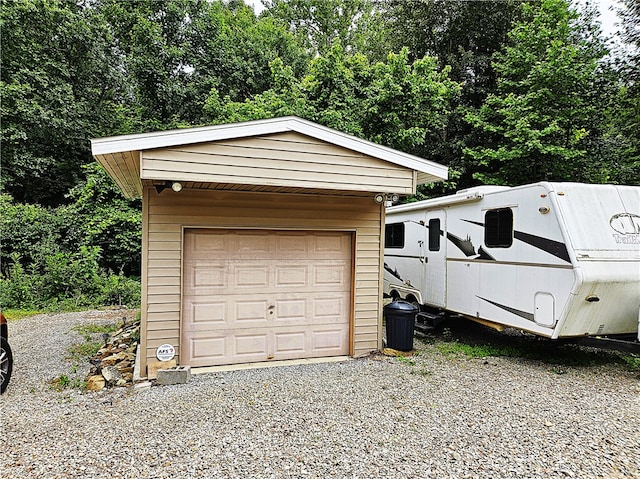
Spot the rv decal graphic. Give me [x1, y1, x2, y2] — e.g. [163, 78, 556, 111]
[476, 246, 495, 260]
[512, 231, 571, 262]
[462, 220, 571, 263]
[446, 232, 476, 257]
[384, 263, 403, 281]
[421, 222, 497, 260]
[477, 296, 535, 322]
[610, 213, 640, 244]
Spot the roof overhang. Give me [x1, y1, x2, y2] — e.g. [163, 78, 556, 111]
[91, 116, 448, 199]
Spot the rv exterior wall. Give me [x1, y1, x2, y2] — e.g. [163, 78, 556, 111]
[384, 182, 640, 339]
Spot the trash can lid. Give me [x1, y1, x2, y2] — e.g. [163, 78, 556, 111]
[384, 300, 419, 312]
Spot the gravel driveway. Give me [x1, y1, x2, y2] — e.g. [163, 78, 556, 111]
[1, 311, 639, 479]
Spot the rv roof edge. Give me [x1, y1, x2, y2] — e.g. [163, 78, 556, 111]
[386, 190, 485, 213]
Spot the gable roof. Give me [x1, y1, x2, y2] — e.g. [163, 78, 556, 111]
[91, 116, 448, 198]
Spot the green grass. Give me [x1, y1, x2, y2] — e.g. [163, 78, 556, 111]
[622, 355, 640, 377]
[67, 322, 119, 362]
[433, 336, 639, 374]
[53, 322, 121, 390]
[395, 355, 416, 366]
[2, 309, 43, 321]
[49, 374, 85, 392]
[67, 340, 104, 363]
[436, 342, 522, 359]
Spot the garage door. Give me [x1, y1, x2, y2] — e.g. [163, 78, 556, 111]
[181, 229, 352, 367]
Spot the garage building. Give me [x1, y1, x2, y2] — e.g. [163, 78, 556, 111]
[91, 116, 447, 377]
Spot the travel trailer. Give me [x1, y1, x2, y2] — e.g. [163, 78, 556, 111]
[383, 182, 640, 341]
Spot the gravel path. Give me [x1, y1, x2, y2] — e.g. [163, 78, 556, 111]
[1, 311, 639, 479]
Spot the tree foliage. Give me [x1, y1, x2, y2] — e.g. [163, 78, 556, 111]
[0, 0, 125, 205]
[206, 45, 460, 163]
[613, 0, 640, 181]
[263, 0, 385, 58]
[464, 0, 619, 185]
[1, 0, 638, 310]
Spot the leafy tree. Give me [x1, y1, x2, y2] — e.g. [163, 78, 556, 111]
[464, 0, 616, 185]
[96, 0, 308, 129]
[205, 44, 460, 163]
[372, 0, 532, 191]
[0, 0, 125, 205]
[380, 0, 527, 105]
[0, 165, 142, 309]
[62, 163, 142, 276]
[188, 0, 309, 105]
[94, 0, 207, 130]
[263, 0, 385, 58]
[611, 0, 640, 182]
[0, 195, 62, 275]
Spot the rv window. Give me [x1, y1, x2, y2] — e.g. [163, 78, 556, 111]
[485, 208, 513, 248]
[385, 223, 405, 248]
[428, 219, 441, 251]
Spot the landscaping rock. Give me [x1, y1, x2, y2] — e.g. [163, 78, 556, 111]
[86, 375, 105, 391]
[101, 365, 122, 385]
[86, 317, 140, 389]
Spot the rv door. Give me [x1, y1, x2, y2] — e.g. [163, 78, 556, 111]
[422, 211, 447, 307]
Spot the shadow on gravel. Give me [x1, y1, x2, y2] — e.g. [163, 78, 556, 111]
[415, 317, 640, 375]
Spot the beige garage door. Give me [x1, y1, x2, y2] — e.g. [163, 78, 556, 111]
[181, 229, 352, 367]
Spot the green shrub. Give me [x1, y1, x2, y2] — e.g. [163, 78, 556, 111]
[98, 272, 141, 308]
[0, 249, 141, 311]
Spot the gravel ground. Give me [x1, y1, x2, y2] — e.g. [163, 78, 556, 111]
[1, 311, 639, 479]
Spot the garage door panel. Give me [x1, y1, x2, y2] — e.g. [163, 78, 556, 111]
[189, 334, 227, 363]
[275, 265, 308, 287]
[313, 263, 349, 287]
[313, 233, 349, 255]
[312, 296, 349, 320]
[274, 331, 306, 354]
[312, 328, 349, 352]
[273, 298, 307, 320]
[184, 263, 226, 289]
[235, 299, 271, 322]
[191, 302, 226, 324]
[235, 333, 269, 357]
[275, 233, 309, 255]
[234, 233, 276, 260]
[184, 333, 270, 367]
[182, 229, 352, 366]
[234, 265, 269, 288]
[191, 231, 227, 254]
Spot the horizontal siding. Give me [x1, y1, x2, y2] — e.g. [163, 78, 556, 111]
[141, 188, 383, 373]
[141, 131, 415, 194]
[147, 276, 181, 286]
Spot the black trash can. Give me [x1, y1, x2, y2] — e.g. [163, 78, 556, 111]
[384, 300, 418, 351]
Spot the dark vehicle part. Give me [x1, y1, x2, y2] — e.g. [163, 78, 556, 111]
[1, 312, 13, 394]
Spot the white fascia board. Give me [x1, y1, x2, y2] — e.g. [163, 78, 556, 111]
[91, 116, 448, 181]
[90, 117, 293, 155]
